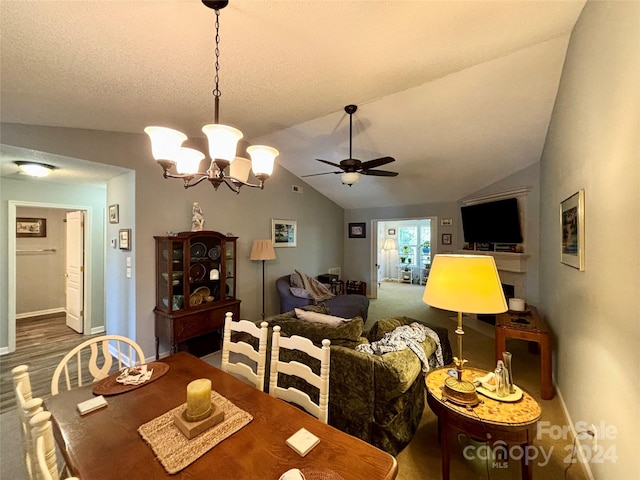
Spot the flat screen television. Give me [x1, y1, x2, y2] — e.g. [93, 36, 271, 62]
[461, 197, 523, 244]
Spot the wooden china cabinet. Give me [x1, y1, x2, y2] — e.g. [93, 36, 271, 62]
[154, 231, 240, 359]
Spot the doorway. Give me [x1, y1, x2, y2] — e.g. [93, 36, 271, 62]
[370, 217, 436, 300]
[7, 201, 93, 354]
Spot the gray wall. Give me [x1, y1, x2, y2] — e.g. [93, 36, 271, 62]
[540, 1, 639, 478]
[1, 124, 344, 358]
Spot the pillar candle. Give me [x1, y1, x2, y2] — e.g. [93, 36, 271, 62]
[186, 379, 211, 419]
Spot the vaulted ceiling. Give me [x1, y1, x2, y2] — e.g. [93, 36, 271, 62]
[0, 1, 586, 209]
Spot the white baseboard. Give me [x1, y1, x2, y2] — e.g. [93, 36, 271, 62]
[554, 385, 595, 480]
[90, 326, 106, 335]
[16, 307, 65, 320]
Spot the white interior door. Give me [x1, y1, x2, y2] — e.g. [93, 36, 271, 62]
[65, 211, 85, 333]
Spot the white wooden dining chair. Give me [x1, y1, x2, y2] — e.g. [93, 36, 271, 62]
[31, 411, 80, 480]
[51, 335, 146, 395]
[221, 312, 269, 391]
[269, 326, 331, 423]
[13, 365, 43, 479]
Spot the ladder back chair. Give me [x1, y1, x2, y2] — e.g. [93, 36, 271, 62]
[31, 411, 80, 480]
[51, 335, 146, 395]
[13, 365, 42, 480]
[221, 312, 269, 391]
[269, 325, 331, 423]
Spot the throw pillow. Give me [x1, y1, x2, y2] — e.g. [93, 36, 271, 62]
[294, 308, 349, 327]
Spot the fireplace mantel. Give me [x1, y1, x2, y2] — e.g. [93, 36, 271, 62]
[458, 251, 529, 273]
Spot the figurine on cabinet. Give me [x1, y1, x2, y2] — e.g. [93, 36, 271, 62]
[192, 203, 204, 232]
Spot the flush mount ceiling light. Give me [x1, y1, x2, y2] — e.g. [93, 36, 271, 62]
[15, 161, 56, 177]
[144, 1, 278, 194]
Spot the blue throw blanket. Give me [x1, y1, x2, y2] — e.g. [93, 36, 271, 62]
[356, 322, 444, 373]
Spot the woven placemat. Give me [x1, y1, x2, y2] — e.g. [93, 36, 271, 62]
[138, 390, 253, 474]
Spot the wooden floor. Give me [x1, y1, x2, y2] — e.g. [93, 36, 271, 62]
[0, 313, 100, 413]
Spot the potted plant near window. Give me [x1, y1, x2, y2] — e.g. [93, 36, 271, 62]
[421, 241, 430, 254]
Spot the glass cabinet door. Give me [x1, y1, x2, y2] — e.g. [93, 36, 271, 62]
[156, 238, 185, 312]
[224, 240, 236, 299]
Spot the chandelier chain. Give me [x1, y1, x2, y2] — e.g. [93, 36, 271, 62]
[213, 9, 221, 99]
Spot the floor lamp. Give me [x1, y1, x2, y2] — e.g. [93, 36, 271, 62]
[422, 254, 507, 406]
[250, 239, 276, 320]
[382, 238, 397, 281]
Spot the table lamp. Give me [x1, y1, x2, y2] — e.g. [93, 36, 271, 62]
[250, 239, 276, 320]
[422, 254, 507, 406]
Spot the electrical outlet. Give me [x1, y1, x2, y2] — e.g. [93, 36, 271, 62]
[590, 423, 598, 448]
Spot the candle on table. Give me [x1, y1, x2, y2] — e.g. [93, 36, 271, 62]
[186, 379, 212, 420]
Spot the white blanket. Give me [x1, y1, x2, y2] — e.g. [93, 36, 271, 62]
[356, 322, 444, 373]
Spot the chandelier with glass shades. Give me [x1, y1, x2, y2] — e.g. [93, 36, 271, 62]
[144, 1, 278, 193]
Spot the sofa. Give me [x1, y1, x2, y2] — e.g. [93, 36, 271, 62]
[263, 307, 452, 455]
[276, 274, 370, 320]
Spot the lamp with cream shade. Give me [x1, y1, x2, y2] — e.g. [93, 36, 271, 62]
[250, 239, 276, 320]
[422, 254, 507, 406]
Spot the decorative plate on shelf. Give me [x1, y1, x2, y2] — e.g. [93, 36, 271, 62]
[190, 242, 207, 259]
[189, 263, 206, 281]
[208, 246, 221, 260]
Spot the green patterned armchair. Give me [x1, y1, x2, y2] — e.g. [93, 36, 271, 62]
[263, 307, 452, 455]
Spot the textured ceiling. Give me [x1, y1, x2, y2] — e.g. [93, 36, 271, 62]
[0, 1, 586, 208]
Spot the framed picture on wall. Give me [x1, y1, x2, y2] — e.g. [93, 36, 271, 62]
[442, 233, 452, 245]
[349, 222, 366, 239]
[109, 204, 119, 224]
[119, 229, 131, 250]
[560, 189, 585, 270]
[441, 218, 453, 226]
[16, 218, 47, 238]
[272, 219, 297, 247]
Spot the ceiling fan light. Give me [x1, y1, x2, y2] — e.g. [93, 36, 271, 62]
[16, 162, 55, 177]
[202, 124, 243, 162]
[230, 156, 252, 183]
[175, 148, 206, 174]
[144, 126, 187, 161]
[247, 145, 278, 177]
[341, 172, 360, 186]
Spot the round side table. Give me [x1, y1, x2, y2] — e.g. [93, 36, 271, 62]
[426, 367, 541, 480]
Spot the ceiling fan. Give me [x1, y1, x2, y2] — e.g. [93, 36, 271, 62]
[302, 104, 398, 186]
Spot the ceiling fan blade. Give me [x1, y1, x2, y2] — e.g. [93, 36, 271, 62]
[360, 169, 398, 177]
[301, 171, 341, 178]
[360, 156, 395, 170]
[316, 158, 343, 169]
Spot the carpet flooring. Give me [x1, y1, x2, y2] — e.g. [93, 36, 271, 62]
[0, 286, 590, 479]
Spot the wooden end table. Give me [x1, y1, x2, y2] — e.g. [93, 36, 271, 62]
[495, 305, 554, 400]
[426, 367, 541, 480]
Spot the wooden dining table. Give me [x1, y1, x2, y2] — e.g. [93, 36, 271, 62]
[44, 352, 398, 480]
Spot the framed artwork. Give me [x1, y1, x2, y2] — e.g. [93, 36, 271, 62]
[119, 229, 131, 250]
[349, 222, 366, 239]
[272, 219, 297, 247]
[561, 190, 585, 270]
[441, 218, 453, 226]
[16, 218, 46, 238]
[387, 228, 396, 236]
[109, 204, 119, 224]
[442, 233, 452, 245]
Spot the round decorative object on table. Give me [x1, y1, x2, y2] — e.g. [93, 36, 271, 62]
[92, 362, 170, 395]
